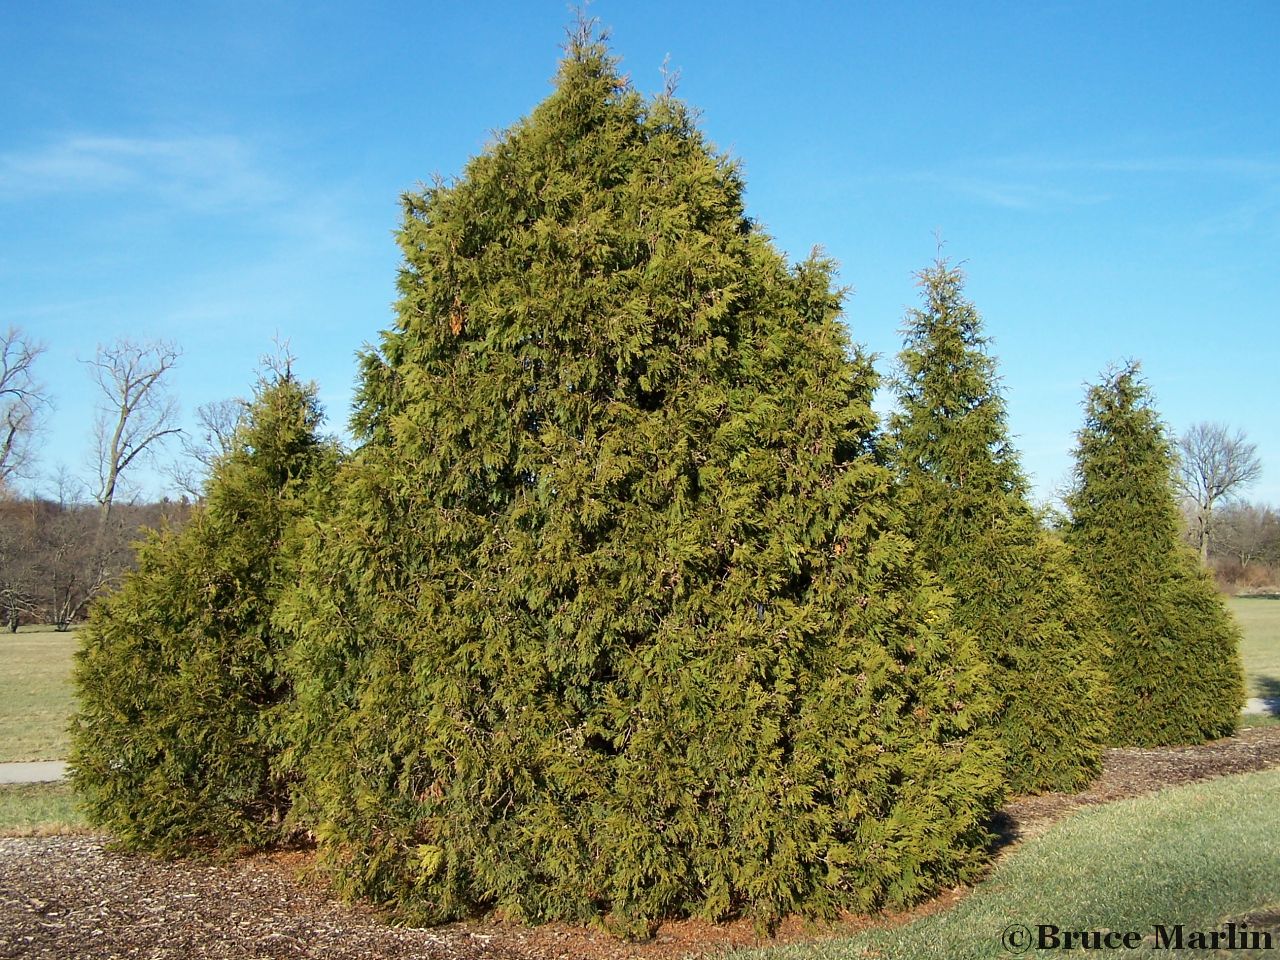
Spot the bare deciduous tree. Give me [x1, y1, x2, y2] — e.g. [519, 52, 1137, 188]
[170, 397, 246, 499]
[1177, 421, 1263, 564]
[86, 338, 182, 529]
[0, 327, 50, 486]
[80, 338, 183, 613]
[50, 462, 86, 509]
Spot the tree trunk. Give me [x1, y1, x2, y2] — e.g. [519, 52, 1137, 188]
[1197, 507, 1211, 566]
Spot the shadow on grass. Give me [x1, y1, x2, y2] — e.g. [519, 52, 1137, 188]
[1254, 676, 1280, 718]
[987, 810, 1019, 856]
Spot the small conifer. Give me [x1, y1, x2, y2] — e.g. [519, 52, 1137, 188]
[889, 260, 1110, 793]
[1065, 362, 1244, 746]
[70, 363, 336, 852]
[282, 29, 1002, 931]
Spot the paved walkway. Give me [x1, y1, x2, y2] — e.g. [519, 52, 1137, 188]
[1244, 697, 1280, 717]
[0, 761, 67, 784]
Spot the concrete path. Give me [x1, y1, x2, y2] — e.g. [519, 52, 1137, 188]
[0, 761, 67, 784]
[1244, 697, 1280, 717]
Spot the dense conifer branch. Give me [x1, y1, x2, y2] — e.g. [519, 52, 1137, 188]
[889, 260, 1110, 793]
[1066, 363, 1245, 746]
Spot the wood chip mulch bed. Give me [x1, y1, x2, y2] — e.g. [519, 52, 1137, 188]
[4, 725, 1280, 960]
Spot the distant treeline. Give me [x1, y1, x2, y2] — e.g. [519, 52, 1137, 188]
[0, 496, 191, 631]
[1198, 500, 1280, 593]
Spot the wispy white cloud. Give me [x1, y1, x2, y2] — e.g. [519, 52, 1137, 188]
[987, 154, 1280, 179]
[0, 131, 377, 255]
[1190, 183, 1280, 240]
[0, 134, 276, 211]
[863, 151, 1280, 221]
[901, 171, 1110, 210]
[1014, 153, 1280, 238]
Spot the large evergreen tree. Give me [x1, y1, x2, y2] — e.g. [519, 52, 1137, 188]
[70, 364, 336, 852]
[1066, 362, 1244, 746]
[282, 30, 1002, 932]
[889, 261, 1110, 793]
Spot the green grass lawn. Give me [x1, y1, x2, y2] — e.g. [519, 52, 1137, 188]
[1230, 596, 1280, 700]
[736, 767, 1280, 960]
[0, 626, 78, 762]
[0, 782, 88, 835]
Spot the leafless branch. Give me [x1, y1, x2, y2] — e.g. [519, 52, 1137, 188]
[0, 327, 50, 486]
[170, 396, 246, 499]
[85, 338, 182, 526]
[1176, 421, 1263, 564]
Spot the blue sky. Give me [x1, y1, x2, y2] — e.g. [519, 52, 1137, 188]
[3, 1, 1278, 505]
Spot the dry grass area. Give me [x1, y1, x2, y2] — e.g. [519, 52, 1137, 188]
[1231, 596, 1280, 700]
[0, 627, 77, 762]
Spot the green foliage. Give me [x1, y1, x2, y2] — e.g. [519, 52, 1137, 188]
[69, 367, 336, 853]
[1066, 363, 1245, 746]
[888, 261, 1110, 794]
[282, 32, 1003, 932]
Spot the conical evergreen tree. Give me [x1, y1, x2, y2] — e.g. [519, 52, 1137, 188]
[888, 261, 1110, 793]
[282, 30, 1002, 931]
[1065, 362, 1244, 746]
[70, 363, 337, 852]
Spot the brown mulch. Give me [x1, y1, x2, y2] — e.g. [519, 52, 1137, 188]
[4, 725, 1280, 960]
[996, 723, 1280, 847]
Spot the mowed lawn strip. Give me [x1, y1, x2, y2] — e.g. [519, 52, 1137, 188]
[0, 782, 87, 835]
[736, 767, 1280, 960]
[1231, 597, 1280, 700]
[0, 627, 78, 762]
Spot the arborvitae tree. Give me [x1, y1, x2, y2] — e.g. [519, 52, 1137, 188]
[888, 261, 1110, 793]
[1065, 362, 1244, 746]
[70, 364, 336, 853]
[281, 29, 1002, 933]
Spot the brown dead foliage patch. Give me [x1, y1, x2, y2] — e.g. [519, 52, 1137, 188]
[4, 725, 1279, 960]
